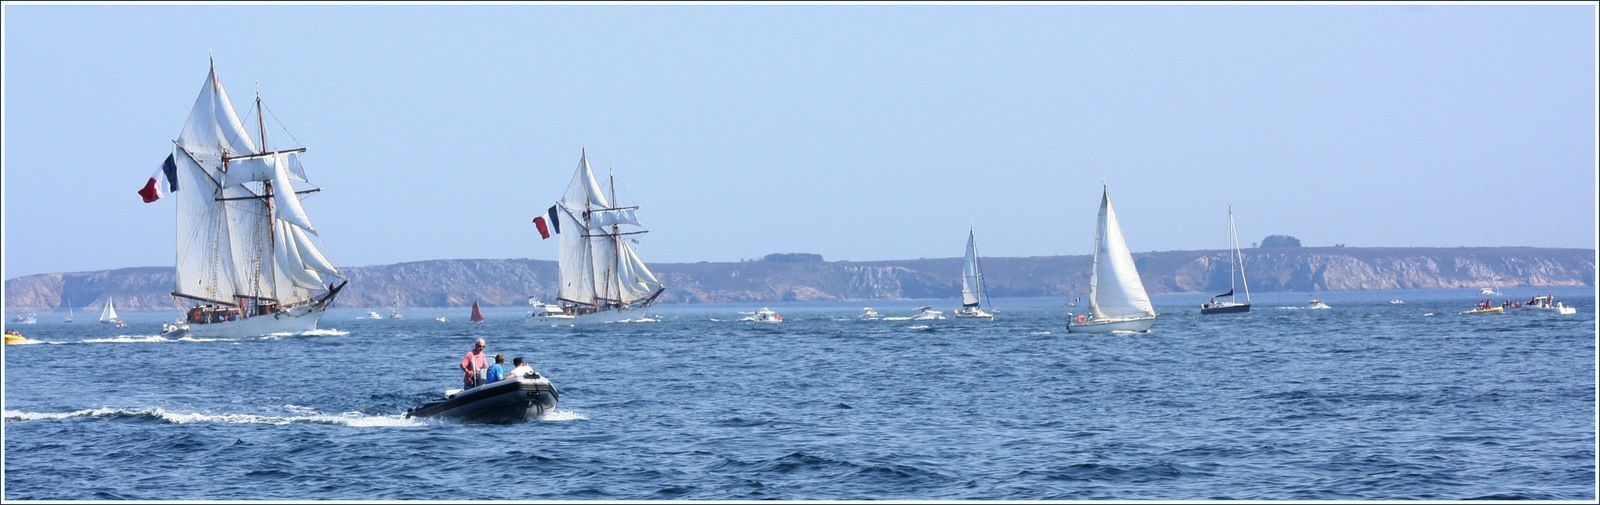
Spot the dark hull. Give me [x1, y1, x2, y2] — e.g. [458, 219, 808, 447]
[1200, 303, 1251, 315]
[406, 379, 559, 423]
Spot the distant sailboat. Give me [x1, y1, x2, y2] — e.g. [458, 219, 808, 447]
[63, 298, 74, 323]
[1200, 206, 1252, 315]
[151, 61, 346, 338]
[543, 150, 667, 324]
[99, 298, 125, 327]
[470, 301, 485, 324]
[1067, 186, 1158, 333]
[952, 229, 994, 319]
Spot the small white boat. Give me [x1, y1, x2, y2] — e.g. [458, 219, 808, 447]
[99, 299, 126, 327]
[953, 229, 996, 319]
[741, 307, 783, 323]
[859, 307, 881, 319]
[366, 310, 384, 320]
[1389, 299, 1405, 305]
[1462, 305, 1504, 315]
[526, 299, 576, 323]
[1519, 295, 1576, 315]
[390, 310, 404, 320]
[435, 316, 448, 323]
[1307, 299, 1332, 310]
[11, 314, 37, 325]
[909, 306, 945, 321]
[1067, 186, 1158, 334]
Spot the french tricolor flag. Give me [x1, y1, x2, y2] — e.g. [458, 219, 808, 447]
[532, 204, 560, 239]
[138, 154, 179, 203]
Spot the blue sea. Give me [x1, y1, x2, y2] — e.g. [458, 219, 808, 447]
[4, 288, 1595, 500]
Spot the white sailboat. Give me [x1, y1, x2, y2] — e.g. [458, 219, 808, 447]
[952, 229, 994, 319]
[63, 298, 74, 323]
[99, 298, 125, 327]
[544, 151, 667, 324]
[1068, 186, 1158, 333]
[154, 61, 345, 338]
[1200, 206, 1251, 314]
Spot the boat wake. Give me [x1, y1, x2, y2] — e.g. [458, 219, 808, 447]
[264, 328, 350, 338]
[1029, 331, 1054, 336]
[3, 407, 422, 428]
[538, 409, 589, 422]
[908, 325, 935, 331]
[46, 330, 348, 345]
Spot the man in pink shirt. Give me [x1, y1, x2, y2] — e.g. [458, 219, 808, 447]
[459, 338, 488, 389]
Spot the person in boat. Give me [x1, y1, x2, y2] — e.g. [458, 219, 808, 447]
[509, 356, 535, 379]
[459, 338, 489, 389]
[1204, 298, 1217, 308]
[485, 354, 508, 383]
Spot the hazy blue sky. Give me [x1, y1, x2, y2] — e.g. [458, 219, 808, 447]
[3, 4, 1595, 277]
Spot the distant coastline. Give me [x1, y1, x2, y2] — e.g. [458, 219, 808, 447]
[4, 246, 1594, 310]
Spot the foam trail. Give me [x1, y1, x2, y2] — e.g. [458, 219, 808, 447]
[539, 409, 589, 422]
[3, 407, 422, 428]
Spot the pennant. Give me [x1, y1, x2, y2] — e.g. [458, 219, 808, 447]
[533, 216, 551, 239]
[547, 205, 561, 234]
[137, 154, 180, 203]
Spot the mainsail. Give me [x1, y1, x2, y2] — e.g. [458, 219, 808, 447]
[552, 151, 666, 310]
[960, 229, 988, 308]
[167, 63, 340, 311]
[99, 298, 119, 323]
[1087, 187, 1156, 320]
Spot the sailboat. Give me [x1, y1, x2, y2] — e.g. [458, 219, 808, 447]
[1067, 186, 1158, 333]
[99, 298, 126, 328]
[470, 301, 486, 324]
[543, 150, 667, 324]
[152, 61, 346, 338]
[63, 298, 74, 323]
[1200, 206, 1252, 314]
[952, 229, 994, 319]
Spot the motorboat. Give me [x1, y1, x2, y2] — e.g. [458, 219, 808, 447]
[1389, 299, 1405, 305]
[1461, 306, 1505, 315]
[4, 329, 29, 345]
[741, 307, 783, 323]
[390, 310, 404, 320]
[859, 307, 880, 319]
[1200, 206, 1252, 315]
[1519, 295, 1576, 315]
[1307, 299, 1332, 310]
[909, 306, 945, 320]
[11, 314, 37, 325]
[1067, 186, 1158, 333]
[365, 310, 384, 320]
[526, 299, 576, 323]
[435, 316, 448, 323]
[406, 372, 559, 424]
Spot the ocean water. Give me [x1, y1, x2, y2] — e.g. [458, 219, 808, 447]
[4, 288, 1595, 500]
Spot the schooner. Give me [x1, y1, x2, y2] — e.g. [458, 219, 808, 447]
[951, 229, 994, 319]
[153, 61, 345, 338]
[541, 151, 666, 324]
[1067, 186, 1158, 333]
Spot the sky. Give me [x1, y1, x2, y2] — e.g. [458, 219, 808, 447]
[3, 3, 1596, 278]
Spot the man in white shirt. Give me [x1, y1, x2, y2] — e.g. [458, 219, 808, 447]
[508, 356, 535, 380]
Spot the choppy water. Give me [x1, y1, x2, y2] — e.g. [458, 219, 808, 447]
[4, 288, 1595, 500]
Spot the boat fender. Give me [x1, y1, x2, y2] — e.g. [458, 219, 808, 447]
[1075, 314, 1087, 324]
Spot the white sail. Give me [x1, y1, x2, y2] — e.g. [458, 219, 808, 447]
[275, 220, 324, 293]
[1229, 207, 1251, 303]
[961, 230, 982, 307]
[556, 153, 607, 304]
[271, 154, 316, 233]
[288, 225, 339, 277]
[99, 299, 118, 322]
[590, 232, 619, 302]
[172, 147, 240, 302]
[614, 242, 664, 304]
[586, 208, 641, 230]
[1088, 187, 1156, 320]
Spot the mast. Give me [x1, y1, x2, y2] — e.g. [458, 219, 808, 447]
[1226, 205, 1236, 303]
[1230, 205, 1251, 303]
[256, 89, 273, 314]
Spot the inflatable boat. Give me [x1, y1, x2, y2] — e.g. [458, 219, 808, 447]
[406, 374, 559, 423]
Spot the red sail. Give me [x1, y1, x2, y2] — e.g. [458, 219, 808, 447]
[470, 301, 485, 322]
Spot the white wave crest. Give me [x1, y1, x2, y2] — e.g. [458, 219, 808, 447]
[1030, 331, 1053, 335]
[3, 407, 421, 428]
[80, 335, 171, 344]
[539, 409, 588, 422]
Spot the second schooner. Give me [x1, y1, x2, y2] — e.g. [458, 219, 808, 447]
[537, 151, 666, 324]
[150, 61, 345, 338]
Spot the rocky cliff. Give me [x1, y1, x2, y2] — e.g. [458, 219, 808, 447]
[5, 247, 1593, 310]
